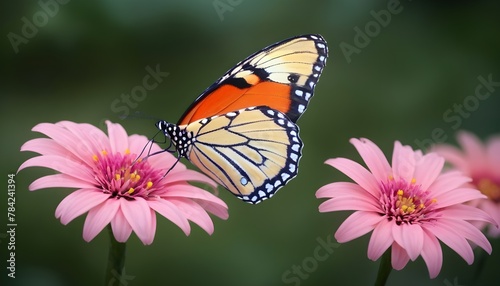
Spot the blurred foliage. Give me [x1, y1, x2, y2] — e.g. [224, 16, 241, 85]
[1, 0, 500, 286]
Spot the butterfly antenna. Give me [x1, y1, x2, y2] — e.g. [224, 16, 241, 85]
[119, 110, 162, 121]
[133, 129, 171, 165]
[161, 156, 181, 179]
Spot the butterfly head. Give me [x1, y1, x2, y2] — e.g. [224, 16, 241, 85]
[155, 120, 192, 157]
[155, 120, 174, 137]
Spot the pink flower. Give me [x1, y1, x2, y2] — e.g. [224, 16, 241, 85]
[432, 131, 500, 237]
[316, 138, 494, 278]
[18, 121, 228, 245]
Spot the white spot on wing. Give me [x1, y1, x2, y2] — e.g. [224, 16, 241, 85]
[298, 104, 305, 113]
[281, 173, 290, 181]
[266, 183, 273, 192]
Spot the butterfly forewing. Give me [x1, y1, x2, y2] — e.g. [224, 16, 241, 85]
[183, 106, 302, 204]
[178, 34, 328, 125]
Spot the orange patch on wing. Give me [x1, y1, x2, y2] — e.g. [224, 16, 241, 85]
[179, 81, 291, 125]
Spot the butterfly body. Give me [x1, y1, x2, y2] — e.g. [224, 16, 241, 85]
[156, 34, 328, 204]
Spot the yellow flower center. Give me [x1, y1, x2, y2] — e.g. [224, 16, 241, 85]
[477, 178, 500, 202]
[395, 189, 435, 215]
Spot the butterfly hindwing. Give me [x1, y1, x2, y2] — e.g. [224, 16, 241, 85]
[183, 106, 302, 204]
[178, 34, 328, 125]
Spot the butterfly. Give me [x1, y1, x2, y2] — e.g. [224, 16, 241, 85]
[154, 34, 328, 204]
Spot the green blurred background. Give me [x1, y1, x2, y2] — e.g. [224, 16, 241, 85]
[2, 0, 500, 285]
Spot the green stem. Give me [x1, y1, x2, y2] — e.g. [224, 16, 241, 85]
[104, 225, 127, 286]
[374, 250, 392, 286]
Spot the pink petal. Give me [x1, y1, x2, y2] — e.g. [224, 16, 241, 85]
[19, 155, 95, 183]
[55, 189, 109, 225]
[316, 182, 377, 201]
[434, 188, 486, 208]
[420, 228, 443, 279]
[57, 121, 111, 156]
[335, 211, 384, 243]
[413, 153, 444, 191]
[193, 199, 229, 220]
[367, 218, 394, 261]
[319, 196, 380, 213]
[391, 242, 410, 270]
[146, 209, 157, 244]
[111, 208, 133, 243]
[391, 141, 415, 182]
[20, 138, 74, 158]
[423, 221, 474, 264]
[392, 223, 423, 261]
[28, 174, 95, 191]
[457, 131, 487, 175]
[478, 200, 500, 230]
[32, 123, 94, 166]
[170, 198, 215, 234]
[431, 145, 469, 173]
[148, 199, 191, 235]
[106, 120, 129, 154]
[83, 199, 120, 242]
[162, 169, 217, 189]
[350, 138, 391, 181]
[443, 203, 497, 225]
[439, 219, 491, 254]
[325, 158, 380, 197]
[120, 198, 154, 245]
[426, 171, 472, 197]
[163, 184, 227, 208]
[486, 137, 500, 176]
[127, 134, 154, 157]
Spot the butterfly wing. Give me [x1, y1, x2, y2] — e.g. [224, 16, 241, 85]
[183, 106, 302, 204]
[178, 34, 328, 126]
